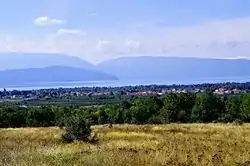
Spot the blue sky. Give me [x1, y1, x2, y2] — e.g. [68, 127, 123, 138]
[1, 0, 250, 63]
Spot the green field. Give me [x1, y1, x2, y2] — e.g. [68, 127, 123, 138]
[1, 124, 250, 166]
[0, 95, 135, 107]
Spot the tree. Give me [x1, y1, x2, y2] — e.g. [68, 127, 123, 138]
[178, 93, 196, 111]
[159, 93, 195, 123]
[96, 109, 108, 124]
[191, 90, 224, 122]
[130, 96, 163, 124]
[240, 93, 250, 122]
[0, 106, 26, 128]
[62, 116, 92, 143]
[123, 109, 132, 123]
[104, 105, 124, 124]
[120, 101, 131, 109]
[26, 106, 56, 127]
[221, 96, 241, 122]
[177, 93, 196, 122]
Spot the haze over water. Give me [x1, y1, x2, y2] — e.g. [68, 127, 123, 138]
[3, 76, 250, 91]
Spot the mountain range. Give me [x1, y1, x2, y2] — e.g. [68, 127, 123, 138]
[0, 66, 117, 87]
[97, 56, 250, 80]
[1, 52, 250, 87]
[0, 52, 115, 87]
[0, 52, 95, 70]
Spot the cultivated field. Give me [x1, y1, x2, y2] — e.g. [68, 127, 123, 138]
[1, 124, 250, 166]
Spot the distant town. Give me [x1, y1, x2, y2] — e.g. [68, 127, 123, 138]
[1, 82, 249, 101]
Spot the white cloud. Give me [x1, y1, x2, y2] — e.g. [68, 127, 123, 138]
[3, 17, 250, 63]
[57, 29, 85, 35]
[34, 16, 66, 26]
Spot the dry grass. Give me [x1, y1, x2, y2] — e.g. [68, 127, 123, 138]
[1, 124, 250, 166]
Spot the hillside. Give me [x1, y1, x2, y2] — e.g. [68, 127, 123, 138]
[0, 52, 95, 70]
[97, 56, 250, 80]
[0, 66, 118, 87]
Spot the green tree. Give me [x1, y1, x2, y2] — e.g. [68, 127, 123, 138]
[240, 93, 250, 121]
[222, 96, 241, 122]
[191, 90, 224, 122]
[104, 106, 124, 124]
[159, 93, 179, 123]
[159, 93, 195, 123]
[123, 109, 132, 123]
[62, 116, 92, 143]
[120, 101, 131, 109]
[26, 106, 56, 127]
[130, 96, 163, 124]
[96, 109, 108, 124]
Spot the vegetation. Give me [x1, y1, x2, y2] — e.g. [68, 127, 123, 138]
[61, 116, 92, 143]
[1, 124, 250, 166]
[0, 94, 134, 107]
[2, 88, 250, 165]
[1, 81, 250, 107]
[1, 90, 250, 128]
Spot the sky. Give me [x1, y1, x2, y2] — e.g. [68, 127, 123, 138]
[1, 0, 250, 63]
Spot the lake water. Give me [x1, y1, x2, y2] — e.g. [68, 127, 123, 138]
[3, 76, 250, 91]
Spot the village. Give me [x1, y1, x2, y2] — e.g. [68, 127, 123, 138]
[0, 86, 246, 101]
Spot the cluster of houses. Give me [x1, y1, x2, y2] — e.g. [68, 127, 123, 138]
[0, 87, 246, 100]
[213, 88, 243, 95]
[127, 88, 244, 96]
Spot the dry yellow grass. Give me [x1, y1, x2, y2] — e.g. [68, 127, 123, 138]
[1, 124, 250, 166]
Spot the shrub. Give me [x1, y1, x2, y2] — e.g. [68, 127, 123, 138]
[61, 116, 92, 143]
[232, 119, 244, 126]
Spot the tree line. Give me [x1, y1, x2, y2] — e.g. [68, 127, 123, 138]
[1, 90, 250, 128]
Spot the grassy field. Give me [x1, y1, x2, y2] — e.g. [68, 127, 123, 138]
[0, 95, 133, 107]
[1, 124, 250, 166]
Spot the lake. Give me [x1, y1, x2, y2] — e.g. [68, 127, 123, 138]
[2, 76, 250, 91]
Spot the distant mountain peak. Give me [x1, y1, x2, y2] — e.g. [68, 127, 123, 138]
[0, 52, 95, 70]
[0, 66, 118, 88]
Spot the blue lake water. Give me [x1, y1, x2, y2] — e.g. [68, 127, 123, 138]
[3, 76, 250, 91]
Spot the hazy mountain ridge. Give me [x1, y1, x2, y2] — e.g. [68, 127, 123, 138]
[0, 66, 118, 87]
[0, 52, 95, 70]
[2, 53, 250, 87]
[97, 56, 250, 80]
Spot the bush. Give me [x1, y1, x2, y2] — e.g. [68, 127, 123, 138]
[232, 119, 244, 126]
[61, 116, 92, 143]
